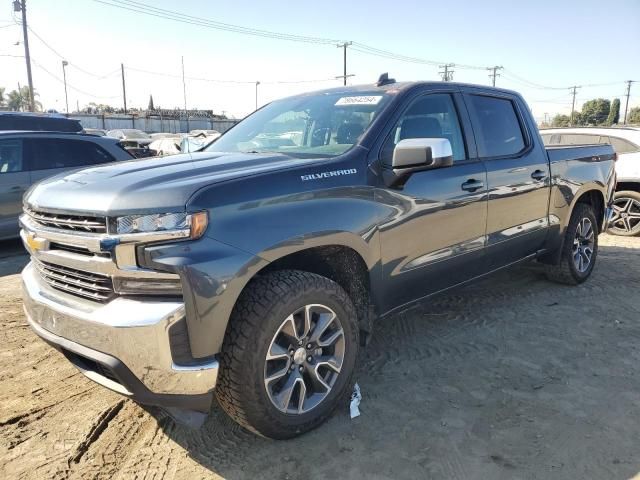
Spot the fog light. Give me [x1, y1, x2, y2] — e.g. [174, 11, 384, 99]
[113, 277, 183, 295]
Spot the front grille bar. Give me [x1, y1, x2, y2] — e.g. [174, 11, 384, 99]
[34, 260, 114, 302]
[25, 208, 107, 233]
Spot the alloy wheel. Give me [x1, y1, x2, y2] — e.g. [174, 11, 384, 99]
[264, 304, 345, 415]
[610, 196, 640, 235]
[572, 217, 595, 273]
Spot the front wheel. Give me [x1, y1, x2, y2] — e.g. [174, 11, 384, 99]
[215, 270, 359, 439]
[609, 191, 640, 236]
[545, 203, 599, 285]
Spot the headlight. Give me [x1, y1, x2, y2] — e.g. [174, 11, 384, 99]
[115, 211, 208, 239]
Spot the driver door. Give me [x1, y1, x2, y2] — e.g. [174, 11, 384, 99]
[377, 91, 488, 312]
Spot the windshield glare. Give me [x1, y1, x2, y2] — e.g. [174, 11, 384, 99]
[205, 92, 390, 158]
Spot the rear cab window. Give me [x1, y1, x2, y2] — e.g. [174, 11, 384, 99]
[465, 94, 527, 158]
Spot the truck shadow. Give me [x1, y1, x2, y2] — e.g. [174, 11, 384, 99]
[0, 239, 29, 277]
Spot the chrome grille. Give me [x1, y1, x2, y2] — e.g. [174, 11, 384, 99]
[25, 208, 107, 233]
[34, 260, 115, 302]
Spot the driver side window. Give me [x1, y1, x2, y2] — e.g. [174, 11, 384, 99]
[382, 93, 467, 163]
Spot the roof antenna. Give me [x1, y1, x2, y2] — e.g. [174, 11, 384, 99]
[376, 73, 395, 86]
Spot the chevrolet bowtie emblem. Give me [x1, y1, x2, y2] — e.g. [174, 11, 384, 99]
[26, 232, 47, 251]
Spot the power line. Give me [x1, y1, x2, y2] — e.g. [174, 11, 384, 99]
[31, 58, 121, 99]
[27, 26, 120, 79]
[92, 0, 339, 44]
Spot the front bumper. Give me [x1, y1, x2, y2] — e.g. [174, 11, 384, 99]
[22, 262, 218, 416]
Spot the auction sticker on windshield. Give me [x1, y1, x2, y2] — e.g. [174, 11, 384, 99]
[335, 96, 383, 106]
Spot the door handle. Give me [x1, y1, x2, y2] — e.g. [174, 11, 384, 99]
[531, 169, 547, 181]
[461, 179, 485, 192]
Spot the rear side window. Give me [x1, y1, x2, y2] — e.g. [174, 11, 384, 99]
[0, 139, 23, 173]
[26, 138, 115, 171]
[467, 95, 526, 158]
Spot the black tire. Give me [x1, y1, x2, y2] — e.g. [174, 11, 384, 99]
[609, 190, 640, 237]
[545, 203, 599, 285]
[215, 270, 359, 439]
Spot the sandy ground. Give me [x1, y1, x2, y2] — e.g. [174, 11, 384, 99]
[1, 234, 639, 480]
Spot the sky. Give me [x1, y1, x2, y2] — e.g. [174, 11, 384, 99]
[1, 0, 639, 121]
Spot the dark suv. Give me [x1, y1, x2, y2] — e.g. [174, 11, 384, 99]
[0, 131, 133, 239]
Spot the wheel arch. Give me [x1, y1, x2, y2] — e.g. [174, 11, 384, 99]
[229, 244, 377, 347]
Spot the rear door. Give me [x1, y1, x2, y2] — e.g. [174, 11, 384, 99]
[0, 138, 29, 239]
[26, 137, 116, 184]
[463, 90, 550, 268]
[377, 90, 488, 311]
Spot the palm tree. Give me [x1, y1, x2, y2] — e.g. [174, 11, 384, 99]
[7, 86, 42, 112]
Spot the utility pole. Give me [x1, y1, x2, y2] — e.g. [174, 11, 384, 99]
[181, 56, 189, 131]
[61, 60, 69, 114]
[487, 65, 503, 87]
[120, 63, 127, 114]
[569, 85, 580, 126]
[255, 81, 260, 111]
[336, 42, 353, 86]
[623, 80, 635, 125]
[15, 0, 35, 111]
[439, 64, 455, 82]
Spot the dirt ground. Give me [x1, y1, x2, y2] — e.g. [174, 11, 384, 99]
[1, 234, 639, 480]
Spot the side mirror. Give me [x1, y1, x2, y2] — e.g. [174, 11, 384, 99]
[383, 138, 454, 188]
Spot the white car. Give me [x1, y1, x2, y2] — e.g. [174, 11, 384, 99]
[149, 137, 182, 156]
[541, 127, 640, 236]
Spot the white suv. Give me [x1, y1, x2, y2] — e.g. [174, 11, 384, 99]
[541, 127, 640, 236]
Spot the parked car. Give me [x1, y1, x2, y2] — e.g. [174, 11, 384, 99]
[0, 131, 133, 239]
[107, 129, 154, 158]
[82, 128, 108, 136]
[0, 112, 82, 132]
[20, 79, 615, 439]
[189, 129, 221, 138]
[150, 132, 181, 140]
[149, 136, 182, 156]
[541, 127, 640, 236]
[180, 132, 220, 153]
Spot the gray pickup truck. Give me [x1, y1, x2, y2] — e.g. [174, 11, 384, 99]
[20, 77, 616, 439]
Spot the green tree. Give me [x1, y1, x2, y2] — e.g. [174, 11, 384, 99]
[148, 94, 155, 110]
[580, 98, 610, 125]
[606, 98, 620, 125]
[0, 87, 5, 107]
[552, 114, 571, 127]
[627, 106, 640, 125]
[6, 86, 42, 112]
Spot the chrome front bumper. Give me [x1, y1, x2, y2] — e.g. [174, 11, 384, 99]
[22, 262, 219, 397]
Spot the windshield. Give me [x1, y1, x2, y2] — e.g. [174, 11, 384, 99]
[205, 91, 391, 158]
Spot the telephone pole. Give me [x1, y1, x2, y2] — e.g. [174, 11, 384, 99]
[120, 63, 127, 113]
[61, 60, 69, 114]
[439, 64, 455, 82]
[487, 65, 503, 87]
[623, 80, 635, 125]
[181, 56, 189, 131]
[14, 0, 35, 111]
[255, 81, 260, 111]
[336, 42, 353, 86]
[569, 86, 580, 126]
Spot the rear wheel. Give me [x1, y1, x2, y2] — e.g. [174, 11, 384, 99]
[545, 203, 598, 285]
[609, 191, 640, 236]
[215, 270, 358, 439]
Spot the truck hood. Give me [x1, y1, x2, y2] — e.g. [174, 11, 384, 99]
[25, 151, 319, 215]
